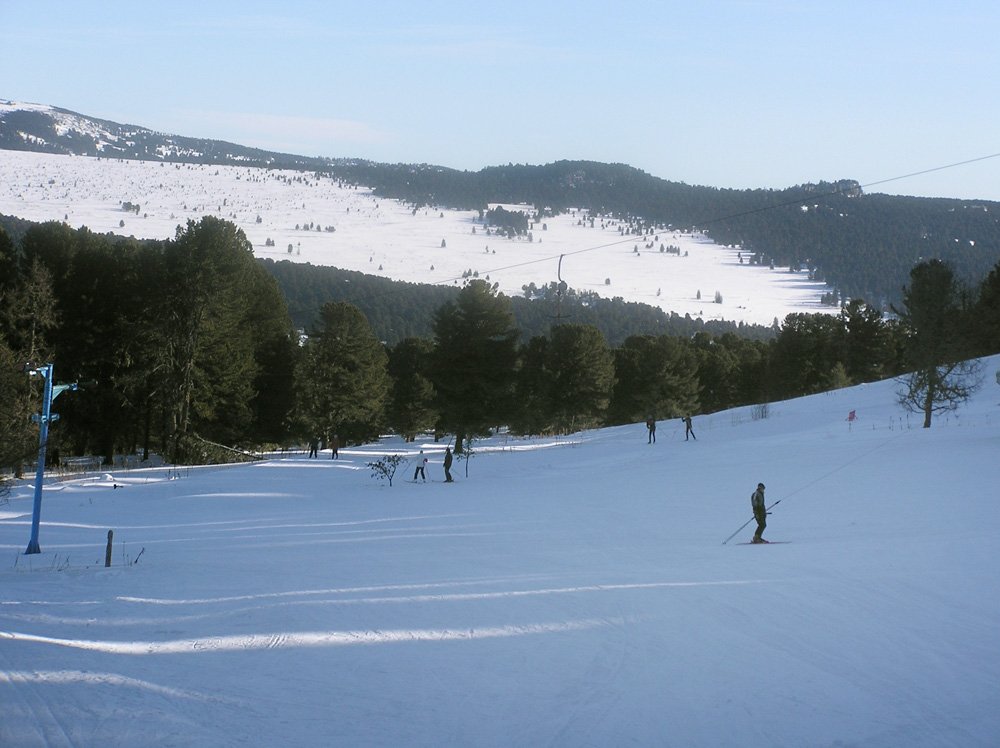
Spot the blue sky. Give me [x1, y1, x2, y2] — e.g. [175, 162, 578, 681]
[3, 1, 999, 200]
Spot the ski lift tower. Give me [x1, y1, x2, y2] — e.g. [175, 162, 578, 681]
[24, 363, 78, 555]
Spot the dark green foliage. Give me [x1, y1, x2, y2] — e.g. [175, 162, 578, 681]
[0, 225, 16, 293]
[296, 301, 389, 444]
[263, 258, 775, 347]
[970, 263, 1000, 356]
[509, 336, 552, 435]
[485, 206, 529, 236]
[770, 313, 846, 397]
[544, 324, 615, 433]
[607, 335, 700, 425]
[840, 299, 899, 384]
[5, 206, 1000, 466]
[894, 260, 982, 427]
[509, 325, 615, 435]
[242, 271, 298, 444]
[0, 334, 35, 486]
[690, 333, 748, 413]
[0, 217, 297, 465]
[158, 218, 264, 455]
[431, 281, 519, 450]
[386, 338, 437, 441]
[260, 258, 459, 340]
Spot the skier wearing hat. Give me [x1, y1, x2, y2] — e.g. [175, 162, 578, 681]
[751, 483, 768, 543]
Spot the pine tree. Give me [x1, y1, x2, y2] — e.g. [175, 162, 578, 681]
[431, 280, 519, 452]
[296, 301, 389, 444]
[895, 260, 982, 428]
[546, 324, 614, 433]
[158, 217, 261, 459]
[0, 334, 36, 486]
[386, 337, 437, 442]
[840, 299, 894, 384]
[607, 334, 700, 424]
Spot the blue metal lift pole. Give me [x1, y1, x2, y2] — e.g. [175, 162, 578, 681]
[24, 364, 76, 555]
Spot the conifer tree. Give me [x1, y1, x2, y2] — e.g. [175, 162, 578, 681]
[545, 323, 614, 433]
[431, 280, 519, 452]
[296, 301, 389, 444]
[386, 337, 437, 442]
[895, 260, 982, 428]
[607, 334, 700, 424]
[158, 217, 263, 458]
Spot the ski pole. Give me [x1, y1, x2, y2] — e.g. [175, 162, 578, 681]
[721, 499, 781, 545]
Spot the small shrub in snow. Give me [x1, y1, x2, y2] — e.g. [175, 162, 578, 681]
[368, 454, 406, 486]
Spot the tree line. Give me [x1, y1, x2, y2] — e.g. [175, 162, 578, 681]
[262, 257, 775, 346]
[2, 216, 999, 487]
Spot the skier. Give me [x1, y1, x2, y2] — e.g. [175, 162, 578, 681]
[443, 446, 454, 482]
[751, 482, 768, 543]
[646, 417, 656, 444]
[683, 415, 696, 441]
[413, 450, 427, 482]
[308, 437, 319, 458]
[330, 434, 340, 460]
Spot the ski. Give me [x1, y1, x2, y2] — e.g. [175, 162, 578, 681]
[735, 540, 790, 545]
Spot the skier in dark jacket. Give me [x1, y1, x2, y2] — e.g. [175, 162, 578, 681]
[646, 417, 656, 444]
[683, 415, 696, 441]
[751, 483, 768, 543]
[443, 446, 454, 482]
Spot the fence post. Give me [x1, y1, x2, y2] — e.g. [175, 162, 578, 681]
[105, 529, 113, 567]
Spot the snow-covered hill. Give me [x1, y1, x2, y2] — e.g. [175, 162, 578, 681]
[0, 99, 322, 168]
[0, 148, 833, 326]
[2, 357, 998, 746]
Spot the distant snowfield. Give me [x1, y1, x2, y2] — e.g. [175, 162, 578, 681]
[2, 356, 999, 746]
[0, 150, 835, 326]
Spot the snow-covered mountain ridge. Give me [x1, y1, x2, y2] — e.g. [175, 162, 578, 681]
[0, 99, 326, 169]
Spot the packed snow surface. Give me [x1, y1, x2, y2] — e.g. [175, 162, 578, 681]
[0, 149, 833, 326]
[3, 357, 999, 746]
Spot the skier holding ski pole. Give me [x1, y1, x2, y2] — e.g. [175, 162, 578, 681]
[751, 483, 768, 543]
[721, 484, 781, 545]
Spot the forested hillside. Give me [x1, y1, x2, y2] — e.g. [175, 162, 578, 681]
[325, 160, 1000, 307]
[4, 104, 999, 310]
[261, 258, 773, 346]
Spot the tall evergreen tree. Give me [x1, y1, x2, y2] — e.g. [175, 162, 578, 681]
[691, 332, 741, 413]
[770, 313, 844, 397]
[0, 333, 36, 486]
[0, 256, 58, 366]
[386, 337, 437, 441]
[0, 225, 16, 296]
[840, 299, 896, 384]
[510, 335, 554, 435]
[296, 301, 389, 444]
[970, 260, 1000, 356]
[895, 260, 982, 428]
[607, 334, 700, 425]
[545, 324, 614, 433]
[158, 217, 263, 457]
[431, 280, 519, 452]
